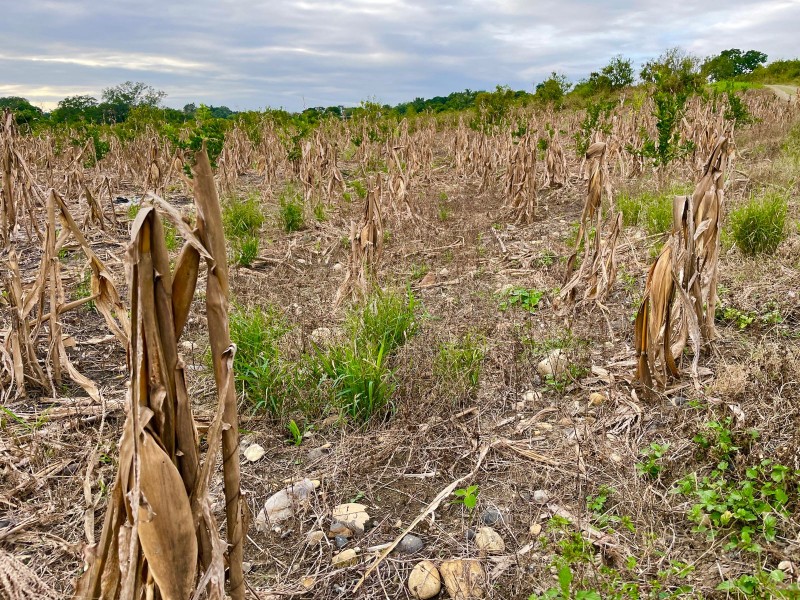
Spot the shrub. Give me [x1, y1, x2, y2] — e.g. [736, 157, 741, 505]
[729, 192, 787, 256]
[278, 184, 304, 232]
[229, 304, 291, 415]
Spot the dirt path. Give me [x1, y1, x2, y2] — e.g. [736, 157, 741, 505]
[765, 83, 799, 102]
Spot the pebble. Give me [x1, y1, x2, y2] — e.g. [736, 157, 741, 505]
[474, 527, 505, 555]
[328, 521, 353, 538]
[306, 530, 325, 544]
[523, 390, 542, 403]
[465, 528, 476, 542]
[537, 349, 568, 378]
[408, 560, 441, 600]
[529, 522, 542, 536]
[256, 479, 319, 529]
[243, 443, 266, 462]
[440, 559, 485, 599]
[334, 535, 348, 549]
[331, 503, 370, 534]
[480, 507, 502, 526]
[395, 534, 425, 555]
[331, 548, 359, 567]
[533, 489, 549, 505]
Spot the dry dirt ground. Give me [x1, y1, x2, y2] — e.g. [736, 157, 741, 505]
[1, 102, 800, 599]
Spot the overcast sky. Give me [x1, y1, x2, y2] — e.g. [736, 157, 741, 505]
[2, 0, 798, 111]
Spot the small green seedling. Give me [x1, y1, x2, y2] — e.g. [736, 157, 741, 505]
[452, 484, 480, 512]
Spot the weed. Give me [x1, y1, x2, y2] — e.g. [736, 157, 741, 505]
[636, 442, 670, 479]
[717, 568, 800, 598]
[434, 333, 485, 400]
[617, 187, 679, 235]
[278, 184, 305, 232]
[452, 484, 479, 512]
[350, 180, 367, 200]
[73, 271, 96, 311]
[223, 193, 264, 239]
[729, 191, 788, 256]
[437, 203, 451, 222]
[287, 419, 306, 446]
[163, 218, 179, 252]
[313, 202, 326, 222]
[228, 304, 291, 416]
[499, 287, 545, 313]
[716, 306, 756, 329]
[127, 203, 140, 220]
[674, 419, 798, 552]
[411, 262, 429, 280]
[234, 235, 259, 267]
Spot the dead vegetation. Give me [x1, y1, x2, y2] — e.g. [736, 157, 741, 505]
[0, 90, 798, 599]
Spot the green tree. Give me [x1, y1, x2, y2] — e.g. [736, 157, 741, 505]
[702, 49, 768, 81]
[534, 72, 572, 106]
[50, 95, 101, 124]
[0, 97, 44, 126]
[100, 81, 166, 122]
[640, 47, 704, 95]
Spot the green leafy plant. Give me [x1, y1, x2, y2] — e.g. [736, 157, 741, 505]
[716, 306, 756, 329]
[674, 420, 797, 552]
[499, 287, 545, 313]
[636, 442, 670, 479]
[717, 568, 800, 598]
[452, 484, 480, 512]
[729, 191, 788, 256]
[278, 184, 305, 232]
[287, 419, 305, 446]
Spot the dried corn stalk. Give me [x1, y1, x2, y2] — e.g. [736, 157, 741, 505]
[335, 176, 384, 305]
[74, 148, 244, 600]
[503, 133, 537, 224]
[635, 136, 731, 390]
[558, 142, 621, 310]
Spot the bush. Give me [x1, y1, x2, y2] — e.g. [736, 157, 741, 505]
[729, 192, 788, 256]
[229, 304, 291, 415]
[278, 183, 305, 232]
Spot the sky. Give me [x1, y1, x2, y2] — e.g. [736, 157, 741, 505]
[1, 0, 798, 112]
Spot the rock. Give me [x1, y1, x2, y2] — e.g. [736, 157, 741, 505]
[419, 272, 437, 287]
[395, 534, 425, 555]
[480, 507, 502, 526]
[440, 559, 485, 599]
[307, 444, 331, 463]
[523, 390, 542, 403]
[306, 530, 325, 544]
[328, 521, 353, 538]
[532, 489, 549, 505]
[439, 268, 450, 277]
[242, 561, 252, 574]
[243, 443, 266, 462]
[465, 528, 476, 542]
[588, 392, 605, 406]
[256, 479, 319, 529]
[537, 349, 568, 379]
[779, 560, 796, 574]
[610, 452, 623, 463]
[332, 262, 344, 271]
[408, 560, 441, 600]
[331, 548, 359, 567]
[331, 503, 370, 535]
[300, 576, 315, 590]
[529, 522, 542, 536]
[179, 340, 196, 353]
[474, 527, 505, 555]
[334, 535, 348, 549]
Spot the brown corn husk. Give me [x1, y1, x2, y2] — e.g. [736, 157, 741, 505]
[74, 148, 241, 600]
[634, 136, 731, 391]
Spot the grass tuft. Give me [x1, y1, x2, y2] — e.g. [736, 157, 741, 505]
[278, 183, 305, 232]
[728, 191, 788, 256]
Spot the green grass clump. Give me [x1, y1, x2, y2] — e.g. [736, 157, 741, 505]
[229, 304, 292, 416]
[222, 193, 264, 239]
[617, 187, 679, 235]
[312, 289, 418, 422]
[222, 193, 264, 266]
[434, 333, 485, 401]
[728, 191, 788, 256]
[278, 183, 305, 232]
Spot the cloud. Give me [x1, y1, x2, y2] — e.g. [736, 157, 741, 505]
[0, 0, 797, 111]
